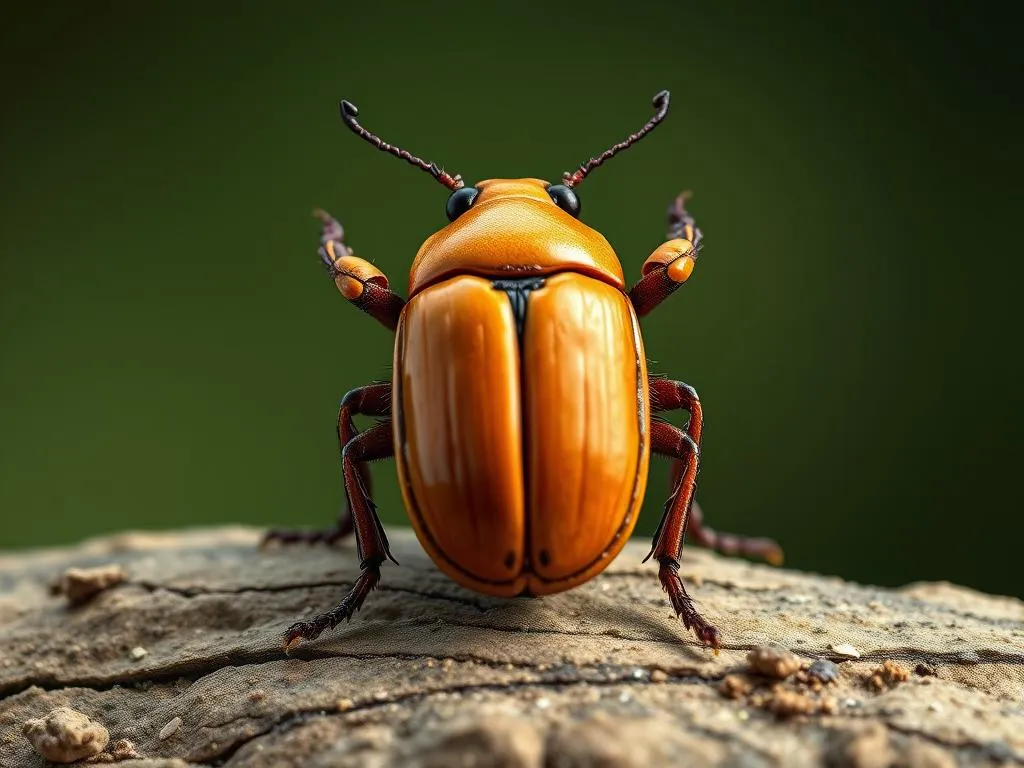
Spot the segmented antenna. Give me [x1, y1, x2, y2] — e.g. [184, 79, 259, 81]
[339, 100, 464, 191]
[562, 90, 671, 188]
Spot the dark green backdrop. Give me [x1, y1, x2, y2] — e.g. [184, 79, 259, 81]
[2, 2, 1020, 597]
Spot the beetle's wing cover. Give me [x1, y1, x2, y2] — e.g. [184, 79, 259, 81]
[523, 273, 649, 593]
[394, 276, 527, 595]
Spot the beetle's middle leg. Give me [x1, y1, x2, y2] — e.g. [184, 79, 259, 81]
[263, 382, 391, 547]
[645, 417, 720, 648]
[283, 418, 396, 647]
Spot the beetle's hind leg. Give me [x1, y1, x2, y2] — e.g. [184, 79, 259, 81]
[650, 377, 784, 565]
[283, 418, 396, 648]
[263, 383, 391, 548]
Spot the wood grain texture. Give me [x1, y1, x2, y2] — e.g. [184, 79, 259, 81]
[0, 527, 1021, 767]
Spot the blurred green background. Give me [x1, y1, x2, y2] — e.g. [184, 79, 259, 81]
[1, 2, 1020, 597]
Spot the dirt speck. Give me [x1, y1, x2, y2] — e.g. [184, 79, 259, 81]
[719, 674, 752, 700]
[829, 643, 861, 659]
[747, 645, 802, 679]
[866, 660, 910, 691]
[158, 716, 182, 741]
[649, 669, 668, 683]
[22, 706, 110, 763]
[336, 698, 354, 712]
[129, 646, 147, 661]
[57, 564, 125, 606]
[87, 739, 142, 763]
[762, 689, 819, 718]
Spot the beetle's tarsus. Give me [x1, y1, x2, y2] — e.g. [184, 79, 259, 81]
[659, 558, 721, 650]
[281, 564, 381, 646]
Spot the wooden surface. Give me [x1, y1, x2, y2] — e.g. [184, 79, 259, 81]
[0, 527, 1021, 767]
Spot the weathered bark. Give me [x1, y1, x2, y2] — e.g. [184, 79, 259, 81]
[0, 527, 1021, 767]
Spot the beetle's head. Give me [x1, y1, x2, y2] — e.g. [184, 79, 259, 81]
[337, 92, 672, 297]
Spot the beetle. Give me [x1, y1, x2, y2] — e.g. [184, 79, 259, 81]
[266, 90, 783, 650]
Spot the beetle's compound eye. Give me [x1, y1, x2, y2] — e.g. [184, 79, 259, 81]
[547, 184, 581, 218]
[445, 186, 480, 222]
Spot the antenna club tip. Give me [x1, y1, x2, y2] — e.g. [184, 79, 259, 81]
[339, 100, 359, 119]
[653, 90, 670, 108]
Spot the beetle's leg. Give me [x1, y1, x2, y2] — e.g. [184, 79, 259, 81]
[628, 193, 702, 318]
[645, 419, 720, 648]
[263, 382, 391, 547]
[316, 209, 405, 331]
[649, 377, 784, 565]
[283, 418, 396, 647]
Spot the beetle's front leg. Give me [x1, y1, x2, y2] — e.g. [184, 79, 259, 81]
[282, 418, 396, 648]
[263, 382, 391, 547]
[628, 193, 702, 317]
[316, 209, 405, 331]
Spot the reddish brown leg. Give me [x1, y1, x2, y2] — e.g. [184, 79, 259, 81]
[645, 418, 720, 648]
[629, 193, 704, 317]
[263, 382, 391, 547]
[316, 209, 405, 331]
[651, 377, 784, 565]
[283, 418, 396, 647]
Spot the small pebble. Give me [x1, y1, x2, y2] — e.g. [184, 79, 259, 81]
[719, 674, 752, 700]
[23, 707, 110, 763]
[650, 669, 668, 683]
[158, 717, 182, 741]
[57, 564, 125, 606]
[129, 646, 148, 661]
[830, 643, 861, 659]
[867, 660, 910, 690]
[336, 698, 354, 712]
[747, 645, 802, 679]
[807, 658, 841, 684]
[928, 702, 942, 712]
[765, 689, 819, 718]
[535, 698, 551, 710]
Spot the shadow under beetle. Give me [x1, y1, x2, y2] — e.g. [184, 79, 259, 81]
[266, 90, 784, 650]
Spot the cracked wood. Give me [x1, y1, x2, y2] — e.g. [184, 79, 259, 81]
[0, 527, 1021, 767]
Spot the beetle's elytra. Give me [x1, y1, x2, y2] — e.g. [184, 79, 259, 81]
[266, 91, 784, 650]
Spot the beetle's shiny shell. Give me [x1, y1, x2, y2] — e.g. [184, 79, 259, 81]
[393, 271, 650, 597]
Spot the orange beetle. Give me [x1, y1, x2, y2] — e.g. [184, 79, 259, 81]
[267, 91, 783, 649]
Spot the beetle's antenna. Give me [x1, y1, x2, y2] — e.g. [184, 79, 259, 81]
[339, 100, 464, 191]
[562, 90, 671, 188]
